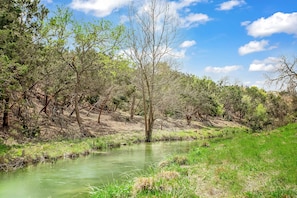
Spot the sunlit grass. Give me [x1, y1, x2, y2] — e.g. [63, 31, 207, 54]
[90, 123, 297, 197]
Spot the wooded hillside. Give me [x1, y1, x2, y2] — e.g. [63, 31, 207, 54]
[0, 0, 296, 142]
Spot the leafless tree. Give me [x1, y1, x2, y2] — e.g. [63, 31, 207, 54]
[126, 0, 178, 142]
[266, 56, 297, 94]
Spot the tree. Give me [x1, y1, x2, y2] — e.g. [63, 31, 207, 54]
[242, 86, 269, 131]
[126, 0, 178, 142]
[0, 0, 48, 130]
[178, 75, 219, 125]
[266, 56, 297, 94]
[44, 7, 125, 134]
[219, 85, 246, 121]
[265, 92, 289, 127]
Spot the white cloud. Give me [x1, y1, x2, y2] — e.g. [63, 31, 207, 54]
[205, 65, 241, 73]
[168, 0, 211, 28]
[249, 57, 281, 72]
[181, 13, 212, 28]
[70, 0, 131, 17]
[238, 40, 276, 55]
[217, 0, 245, 11]
[241, 21, 250, 26]
[246, 12, 297, 37]
[170, 49, 186, 59]
[180, 40, 196, 48]
[70, 0, 212, 28]
[170, 0, 207, 10]
[42, 0, 53, 3]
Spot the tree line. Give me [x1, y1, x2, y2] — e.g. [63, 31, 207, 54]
[0, 0, 296, 141]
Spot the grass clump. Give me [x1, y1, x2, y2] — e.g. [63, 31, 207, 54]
[131, 171, 195, 197]
[133, 177, 155, 194]
[90, 181, 132, 198]
[172, 155, 188, 165]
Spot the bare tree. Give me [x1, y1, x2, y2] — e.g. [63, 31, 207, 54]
[266, 56, 297, 94]
[126, 0, 178, 142]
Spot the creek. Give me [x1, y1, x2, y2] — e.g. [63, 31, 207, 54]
[0, 141, 198, 198]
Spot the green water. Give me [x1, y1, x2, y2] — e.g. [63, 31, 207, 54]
[0, 141, 197, 198]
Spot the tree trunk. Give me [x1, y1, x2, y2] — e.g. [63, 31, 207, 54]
[40, 94, 51, 114]
[145, 117, 154, 142]
[97, 108, 102, 124]
[44, 94, 49, 114]
[145, 101, 154, 142]
[145, 124, 153, 142]
[130, 94, 136, 120]
[97, 88, 113, 124]
[97, 102, 107, 124]
[74, 93, 82, 130]
[142, 88, 149, 141]
[3, 97, 10, 128]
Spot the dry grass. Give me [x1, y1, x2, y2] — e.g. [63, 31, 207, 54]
[132, 177, 155, 194]
[157, 171, 180, 180]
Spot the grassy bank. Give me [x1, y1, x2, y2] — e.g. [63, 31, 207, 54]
[0, 126, 245, 172]
[90, 123, 297, 198]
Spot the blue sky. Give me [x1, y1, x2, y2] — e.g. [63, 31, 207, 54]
[42, 0, 297, 89]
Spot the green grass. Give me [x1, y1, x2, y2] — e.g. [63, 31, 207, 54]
[90, 123, 297, 197]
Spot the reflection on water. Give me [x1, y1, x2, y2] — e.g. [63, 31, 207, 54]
[0, 141, 197, 198]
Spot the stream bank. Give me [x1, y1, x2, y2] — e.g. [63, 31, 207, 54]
[0, 127, 246, 172]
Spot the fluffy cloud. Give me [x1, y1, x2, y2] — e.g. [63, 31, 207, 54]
[70, 0, 211, 28]
[170, 49, 186, 59]
[180, 40, 197, 48]
[70, 0, 131, 17]
[205, 65, 241, 73]
[167, 0, 212, 28]
[217, 0, 245, 11]
[180, 13, 212, 28]
[249, 57, 281, 71]
[245, 12, 297, 37]
[238, 40, 276, 55]
[170, 0, 207, 10]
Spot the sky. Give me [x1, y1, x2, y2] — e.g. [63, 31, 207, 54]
[42, 0, 297, 89]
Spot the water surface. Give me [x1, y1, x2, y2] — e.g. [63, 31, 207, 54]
[0, 141, 197, 198]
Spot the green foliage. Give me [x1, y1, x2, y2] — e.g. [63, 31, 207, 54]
[178, 75, 220, 120]
[0, 142, 10, 155]
[86, 95, 99, 105]
[22, 126, 41, 138]
[0, 0, 48, 128]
